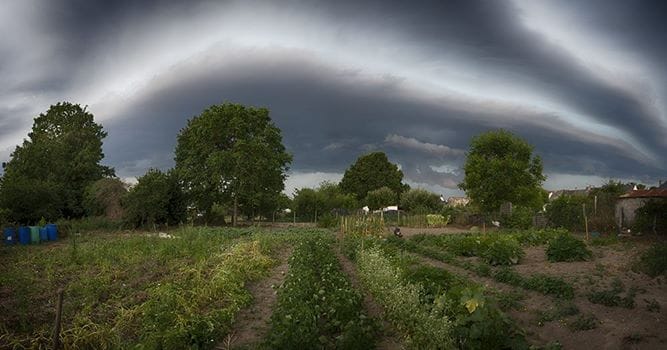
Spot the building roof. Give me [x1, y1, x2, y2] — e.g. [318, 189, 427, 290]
[619, 188, 667, 199]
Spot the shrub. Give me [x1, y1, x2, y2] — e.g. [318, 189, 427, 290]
[501, 206, 534, 229]
[122, 169, 186, 228]
[480, 235, 524, 265]
[634, 243, 667, 277]
[524, 274, 574, 299]
[426, 214, 449, 227]
[545, 234, 592, 262]
[545, 195, 588, 231]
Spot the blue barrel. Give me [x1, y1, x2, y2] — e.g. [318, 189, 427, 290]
[3, 227, 15, 245]
[39, 227, 48, 241]
[46, 224, 58, 241]
[18, 226, 30, 245]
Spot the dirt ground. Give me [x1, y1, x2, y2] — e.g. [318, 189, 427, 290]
[404, 231, 667, 349]
[218, 247, 293, 349]
[512, 241, 667, 349]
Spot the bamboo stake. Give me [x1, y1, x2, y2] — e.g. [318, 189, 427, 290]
[583, 203, 589, 241]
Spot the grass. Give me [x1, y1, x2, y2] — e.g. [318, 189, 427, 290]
[0, 226, 303, 349]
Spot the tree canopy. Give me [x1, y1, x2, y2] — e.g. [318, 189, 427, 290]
[292, 182, 357, 221]
[365, 186, 397, 210]
[339, 152, 407, 201]
[0, 102, 113, 223]
[174, 103, 291, 224]
[459, 130, 545, 213]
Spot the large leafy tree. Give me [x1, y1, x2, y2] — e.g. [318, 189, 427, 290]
[0, 102, 113, 223]
[340, 152, 407, 201]
[459, 130, 545, 213]
[174, 103, 291, 225]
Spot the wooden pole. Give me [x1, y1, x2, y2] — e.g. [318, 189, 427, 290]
[594, 195, 597, 216]
[583, 203, 589, 240]
[53, 288, 64, 350]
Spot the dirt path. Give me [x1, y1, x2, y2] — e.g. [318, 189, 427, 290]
[218, 247, 293, 350]
[335, 247, 404, 350]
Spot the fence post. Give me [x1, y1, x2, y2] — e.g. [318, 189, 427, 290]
[53, 288, 64, 350]
[583, 203, 589, 240]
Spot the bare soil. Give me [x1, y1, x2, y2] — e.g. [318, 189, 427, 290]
[511, 242, 667, 349]
[218, 247, 293, 349]
[409, 235, 667, 349]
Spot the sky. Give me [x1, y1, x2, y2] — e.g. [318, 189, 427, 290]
[1, 0, 665, 198]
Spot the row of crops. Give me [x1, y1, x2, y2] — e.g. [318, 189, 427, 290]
[1, 226, 589, 349]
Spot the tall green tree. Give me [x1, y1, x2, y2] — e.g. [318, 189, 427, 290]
[0, 102, 113, 223]
[459, 130, 545, 213]
[340, 152, 407, 201]
[174, 103, 292, 225]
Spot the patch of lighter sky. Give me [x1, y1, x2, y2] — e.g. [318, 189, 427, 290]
[283, 171, 344, 198]
[512, 0, 667, 128]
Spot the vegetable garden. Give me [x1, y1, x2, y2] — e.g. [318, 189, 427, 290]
[1, 225, 665, 349]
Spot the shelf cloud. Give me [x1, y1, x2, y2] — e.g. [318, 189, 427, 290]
[1, 0, 665, 195]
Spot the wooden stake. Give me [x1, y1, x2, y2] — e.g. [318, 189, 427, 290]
[53, 288, 64, 350]
[583, 203, 589, 240]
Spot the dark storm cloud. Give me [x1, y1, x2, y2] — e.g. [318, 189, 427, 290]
[1, 0, 665, 188]
[101, 51, 663, 187]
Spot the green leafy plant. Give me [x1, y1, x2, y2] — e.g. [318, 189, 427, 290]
[568, 313, 598, 331]
[587, 278, 635, 308]
[634, 243, 667, 277]
[266, 235, 376, 349]
[546, 234, 592, 262]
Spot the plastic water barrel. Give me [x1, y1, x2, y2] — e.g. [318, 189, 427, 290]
[39, 227, 48, 241]
[46, 224, 58, 241]
[18, 226, 30, 245]
[3, 227, 15, 245]
[29, 226, 40, 244]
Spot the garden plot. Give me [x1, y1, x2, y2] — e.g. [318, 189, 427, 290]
[397, 229, 667, 349]
[0, 227, 296, 349]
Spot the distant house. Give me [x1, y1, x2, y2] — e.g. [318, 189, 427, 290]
[447, 196, 469, 207]
[615, 188, 667, 228]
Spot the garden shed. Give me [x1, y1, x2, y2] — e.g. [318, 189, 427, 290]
[615, 188, 667, 228]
